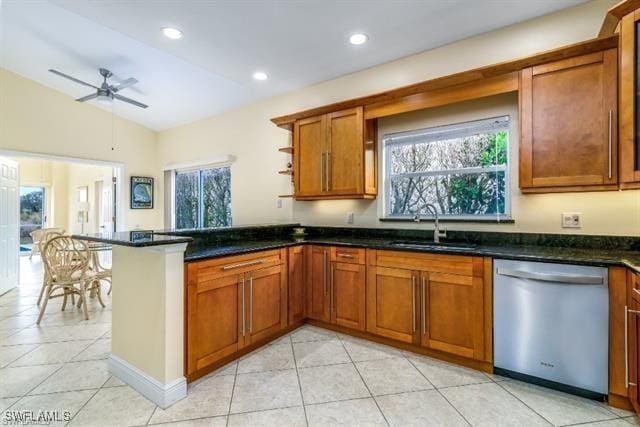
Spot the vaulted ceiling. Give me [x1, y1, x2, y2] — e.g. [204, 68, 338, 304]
[1, 0, 585, 131]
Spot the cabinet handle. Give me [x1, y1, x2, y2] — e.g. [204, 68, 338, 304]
[323, 250, 328, 296]
[320, 151, 325, 192]
[421, 275, 427, 335]
[626, 305, 640, 388]
[241, 276, 245, 337]
[330, 262, 335, 315]
[249, 274, 253, 334]
[608, 109, 613, 180]
[412, 275, 416, 333]
[326, 151, 331, 191]
[337, 253, 355, 259]
[222, 259, 265, 271]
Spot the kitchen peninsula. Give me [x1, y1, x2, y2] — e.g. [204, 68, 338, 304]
[77, 223, 640, 411]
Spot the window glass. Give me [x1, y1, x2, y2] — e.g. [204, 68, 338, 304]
[175, 166, 231, 229]
[384, 116, 509, 219]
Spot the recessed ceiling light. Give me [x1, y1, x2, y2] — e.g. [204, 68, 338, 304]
[253, 71, 268, 81]
[349, 33, 368, 45]
[162, 27, 183, 40]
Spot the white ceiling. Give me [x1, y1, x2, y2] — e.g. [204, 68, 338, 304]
[1, 0, 585, 131]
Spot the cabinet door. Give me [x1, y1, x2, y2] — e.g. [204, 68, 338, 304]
[420, 272, 485, 360]
[327, 107, 364, 195]
[331, 261, 366, 331]
[306, 246, 330, 322]
[186, 272, 244, 376]
[366, 266, 419, 344]
[629, 274, 640, 415]
[620, 12, 640, 186]
[288, 246, 305, 325]
[520, 49, 618, 190]
[294, 115, 326, 197]
[246, 265, 287, 344]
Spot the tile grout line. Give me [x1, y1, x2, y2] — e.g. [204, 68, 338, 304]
[65, 374, 114, 426]
[7, 338, 97, 368]
[289, 333, 310, 426]
[337, 335, 390, 427]
[493, 379, 556, 426]
[404, 356, 473, 427]
[224, 354, 240, 427]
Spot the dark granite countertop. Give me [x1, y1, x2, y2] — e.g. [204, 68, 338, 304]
[183, 235, 640, 273]
[73, 231, 193, 247]
[73, 224, 640, 273]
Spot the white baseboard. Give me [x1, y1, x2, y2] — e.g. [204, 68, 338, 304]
[108, 354, 187, 409]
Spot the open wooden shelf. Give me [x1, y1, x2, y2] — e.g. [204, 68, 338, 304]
[278, 146, 294, 154]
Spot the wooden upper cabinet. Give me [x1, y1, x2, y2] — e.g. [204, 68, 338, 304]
[293, 107, 376, 200]
[294, 115, 325, 197]
[519, 49, 618, 192]
[620, 11, 640, 188]
[326, 108, 364, 195]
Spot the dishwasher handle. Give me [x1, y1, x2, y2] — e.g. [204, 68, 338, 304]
[496, 268, 604, 285]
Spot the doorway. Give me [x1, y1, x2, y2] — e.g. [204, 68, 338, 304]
[19, 185, 45, 251]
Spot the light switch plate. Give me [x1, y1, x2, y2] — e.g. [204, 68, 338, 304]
[561, 212, 582, 228]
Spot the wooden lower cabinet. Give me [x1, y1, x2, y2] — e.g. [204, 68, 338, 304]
[245, 265, 287, 344]
[331, 259, 366, 331]
[306, 245, 366, 330]
[367, 250, 491, 362]
[366, 266, 419, 344]
[288, 246, 305, 325]
[306, 245, 330, 322]
[628, 271, 640, 414]
[185, 249, 287, 379]
[421, 271, 485, 360]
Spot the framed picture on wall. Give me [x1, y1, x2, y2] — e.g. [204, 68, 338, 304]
[130, 176, 154, 209]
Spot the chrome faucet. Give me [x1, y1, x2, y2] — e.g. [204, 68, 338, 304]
[413, 203, 447, 243]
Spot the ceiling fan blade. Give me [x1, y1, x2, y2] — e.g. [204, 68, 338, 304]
[75, 93, 99, 102]
[111, 77, 138, 92]
[49, 69, 98, 89]
[113, 93, 148, 109]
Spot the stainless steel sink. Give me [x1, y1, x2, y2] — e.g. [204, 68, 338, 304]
[389, 241, 477, 251]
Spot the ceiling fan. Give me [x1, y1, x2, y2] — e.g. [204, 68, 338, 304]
[48, 67, 148, 109]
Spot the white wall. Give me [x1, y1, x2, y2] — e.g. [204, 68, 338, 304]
[16, 158, 115, 233]
[0, 68, 163, 231]
[157, 0, 640, 236]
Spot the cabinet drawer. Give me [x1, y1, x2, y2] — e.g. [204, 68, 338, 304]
[331, 246, 365, 264]
[186, 249, 284, 285]
[374, 250, 481, 277]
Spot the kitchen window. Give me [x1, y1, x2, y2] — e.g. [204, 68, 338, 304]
[174, 166, 231, 229]
[383, 116, 510, 220]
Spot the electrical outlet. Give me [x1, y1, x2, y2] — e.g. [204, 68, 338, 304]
[347, 212, 354, 224]
[277, 199, 282, 209]
[561, 212, 582, 229]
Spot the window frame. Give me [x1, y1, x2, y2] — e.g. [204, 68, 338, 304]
[173, 164, 232, 230]
[382, 116, 511, 221]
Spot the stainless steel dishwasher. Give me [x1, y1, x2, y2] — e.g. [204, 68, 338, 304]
[493, 259, 609, 399]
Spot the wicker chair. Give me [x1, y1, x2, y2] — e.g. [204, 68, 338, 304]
[37, 236, 105, 324]
[36, 230, 65, 306]
[29, 228, 65, 260]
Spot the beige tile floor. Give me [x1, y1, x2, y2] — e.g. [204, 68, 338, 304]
[1, 257, 639, 426]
